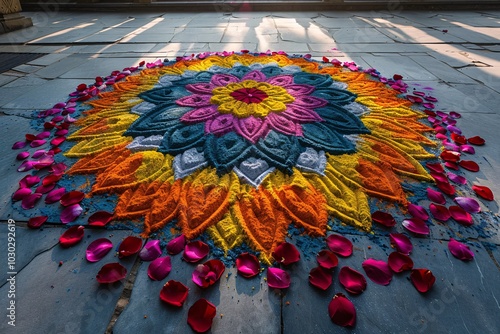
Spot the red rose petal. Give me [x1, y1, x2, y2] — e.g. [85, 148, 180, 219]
[451, 133, 467, 145]
[371, 211, 396, 227]
[166, 234, 186, 255]
[187, 299, 216, 333]
[45, 187, 66, 204]
[88, 211, 114, 226]
[430, 172, 448, 183]
[402, 218, 430, 235]
[338, 266, 367, 295]
[192, 259, 225, 288]
[410, 268, 436, 293]
[467, 136, 485, 146]
[96, 262, 127, 284]
[118, 236, 143, 258]
[388, 252, 414, 273]
[309, 266, 332, 290]
[328, 293, 356, 327]
[436, 180, 455, 195]
[316, 250, 338, 270]
[440, 150, 460, 162]
[183, 240, 209, 263]
[447, 172, 467, 185]
[426, 187, 446, 204]
[459, 160, 480, 172]
[42, 174, 62, 186]
[60, 203, 83, 223]
[139, 240, 162, 261]
[50, 162, 67, 175]
[454, 197, 481, 213]
[50, 136, 66, 146]
[429, 203, 451, 221]
[326, 234, 353, 257]
[148, 256, 172, 281]
[86, 238, 113, 262]
[236, 252, 260, 278]
[426, 162, 444, 173]
[59, 225, 84, 248]
[19, 175, 40, 188]
[362, 259, 393, 285]
[28, 215, 48, 229]
[472, 185, 494, 201]
[60, 190, 85, 206]
[160, 280, 189, 307]
[25, 134, 36, 141]
[35, 183, 56, 194]
[12, 187, 32, 201]
[449, 205, 473, 226]
[267, 267, 291, 289]
[389, 233, 413, 255]
[445, 161, 459, 170]
[407, 203, 429, 220]
[448, 238, 474, 261]
[272, 242, 300, 265]
[21, 192, 42, 209]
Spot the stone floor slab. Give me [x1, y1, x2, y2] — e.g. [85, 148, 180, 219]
[409, 55, 477, 84]
[361, 55, 438, 81]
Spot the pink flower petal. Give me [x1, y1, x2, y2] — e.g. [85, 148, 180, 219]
[60, 190, 85, 206]
[166, 234, 186, 255]
[371, 211, 396, 227]
[96, 262, 127, 284]
[160, 280, 189, 307]
[17, 160, 35, 172]
[86, 238, 113, 262]
[402, 218, 430, 235]
[88, 211, 114, 226]
[362, 259, 393, 285]
[12, 187, 32, 201]
[236, 253, 260, 278]
[410, 268, 436, 293]
[430, 172, 448, 183]
[460, 145, 475, 154]
[59, 225, 84, 248]
[328, 293, 356, 327]
[267, 267, 291, 289]
[118, 236, 143, 258]
[16, 151, 30, 160]
[309, 266, 332, 290]
[45, 187, 66, 204]
[36, 131, 51, 139]
[60, 203, 83, 224]
[35, 183, 56, 194]
[187, 299, 216, 333]
[407, 203, 429, 220]
[339, 266, 367, 295]
[50, 136, 66, 146]
[148, 256, 172, 281]
[448, 238, 474, 261]
[30, 139, 46, 148]
[454, 197, 481, 213]
[28, 216, 48, 229]
[472, 185, 494, 201]
[183, 240, 209, 263]
[21, 192, 42, 209]
[447, 172, 467, 185]
[192, 259, 225, 288]
[387, 252, 414, 273]
[426, 188, 446, 204]
[429, 203, 451, 221]
[449, 206, 473, 226]
[326, 234, 353, 257]
[316, 250, 338, 270]
[389, 233, 413, 255]
[450, 111, 462, 119]
[19, 175, 40, 188]
[50, 162, 67, 175]
[272, 242, 300, 265]
[139, 240, 162, 261]
[12, 141, 28, 149]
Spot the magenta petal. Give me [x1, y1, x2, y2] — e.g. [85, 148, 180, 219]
[450, 111, 462, 119]
[17, 160, 35, 172]
[50, 136, 66, 146]
[45, 187, 66, 204]
[339, 266, 367, 295]
[387, 252, 414, 273]
[407, 203, 429, 220]
[88, 211, 114, 226]
[19, 175, 40, 188]
[316, 250, 339, 270]
[139, 240, 162, 261]
[96, 263, 127, 284]
[36, 131, 51, 139]
[21, 192, 42, 209]
[267, 267, 291, 289]
[60, 190, 85, 206]
[30, 139, 46, 148]
[28, 215, 48, 229]
[430, 172, 448, 183]
[192, 259, 225, 288]
[118, 236, 143, 258]
[12, 187, 32, 201]
[160, 280, 189, 307]
[236, 253, 260, 278]
[362, 259, 393, 285]
[326, 234, 353, 257]
[12, 141, 28, 149]
[402, 218, 430, 235]
[148, 256, 172, 281]
[429, 203, 451, 221]
[371, 211, 396, 227]
[272, 242, 300, 265]
[59, 225, 84, 248]
[426, 188, 446, 204]
[448, 238, 474, 261]
[454, 197, 481, 213]
[183, 240, 209, 263]
[50, 162, 67, 175]
[460, 145, 475, 154]
[389, 233, 413, 255]
[309, 266, 333, 290]
[166, 234, 186, 255]
[447, 172, 467, 185]
[410, 268, 436, 293]
[35, 183, 56, 194]
[328, 293, 356, 327]
[86, 238, 113, 262]
[16, 151, 30, 160]
[60, 203, 83, 224]
[449, 206, 473, 226]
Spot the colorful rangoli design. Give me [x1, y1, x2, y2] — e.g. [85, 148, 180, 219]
[10, 52, 495, 330]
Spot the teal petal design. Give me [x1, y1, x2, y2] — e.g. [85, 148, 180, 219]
[158, 123, 206, 155]
[315, 106, 370, 135]
[299, 123, 356, 154]
[292, 72, 333, 88]
[125, 106, 191, 137]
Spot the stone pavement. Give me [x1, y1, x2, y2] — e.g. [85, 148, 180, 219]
[0, 7, 499, 334]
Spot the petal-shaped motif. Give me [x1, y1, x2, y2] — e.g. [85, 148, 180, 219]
[60, 191, 85, 207]
[454, 197, 481, 213]
[326, 234, 353, 257]
[317, 250, 338, 270]
[187, 299, 217, 333]
[96, 263, 127, 284]
[429, 203, 451, 221]
[236, 253, 260, 278]
[28, 216, 48, 229]
[410, 268, 436, 293]
[362, 259, 393, 285]
[59, 225, 85, 248]
[167, 234, 186, 255]
[328, 293, 356, 327]
[160, 280, 189, 307]
[139, 240, 162, 261]
[426, 188, 446, 205]
[309, 266, 333, 290]
[449, 205, 473, 226]
[192, 259, 225, 288]
[148, 256, 172, 281]
[86, 238, 113, 262]
[339, 266, 367, 295]
[183, 240, 209, 263]
[402, 218, 430, 235]
[118, 236, 143, 258]
[272, 242, 300, 265]
[407, 203, 429, 221]
[448, 238, 474, 261]
[387, 252, 413, 273]
[472, 185, 494, 201]
[60, 203, 83, 224]
[389, 233, 413, 255]
[88, 211, 114, 227]
[267, 267, 291, 289]
[371, 211, 396, 227]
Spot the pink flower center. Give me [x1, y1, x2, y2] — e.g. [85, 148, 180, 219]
[230, 88, 268, 104]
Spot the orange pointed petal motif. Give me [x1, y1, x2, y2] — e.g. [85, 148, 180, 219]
[115, 181, 163, 220]
[142, 180, 182, 236]
[68, 144, 131, 175]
